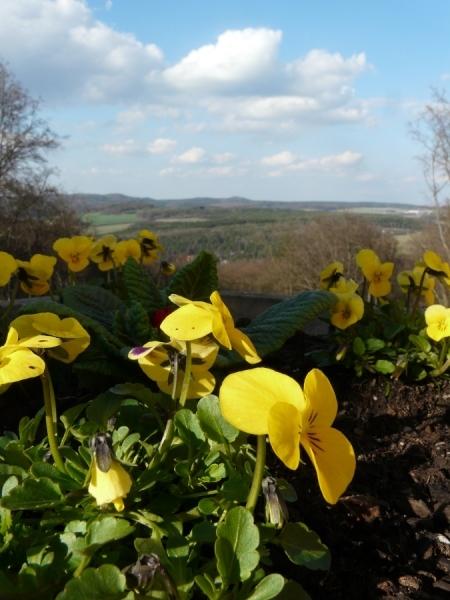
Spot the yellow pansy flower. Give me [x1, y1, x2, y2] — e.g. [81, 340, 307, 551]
[53, 236, 93, 272]
[113, 239, 141, 266]
[161, 291, 261, 364]
[0, 326, 61, 388]
[356, 249, 394, 298]
[129, 339, 218, 399]
[10, 313, 90, 363]
[89, 235, 117, 271]
[423, 250, 450, 285]
[320, 261, 344, 289]
[88, 457, 132, 511]
[425, 304, 450, 342]
[397, 266, 436, 306]
[138, 230, 163, 265]
[0, 251, 17, 287]
[219, 367, 356, 504]
[16, 254, 57, 296]
[330, 295, 364, 330]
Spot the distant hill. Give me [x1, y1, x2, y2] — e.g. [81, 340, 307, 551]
[65, 193, 429, 212]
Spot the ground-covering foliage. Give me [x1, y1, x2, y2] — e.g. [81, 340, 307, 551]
[0, 232, 448, 599]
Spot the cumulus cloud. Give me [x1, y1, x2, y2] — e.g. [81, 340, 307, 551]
[173, 147, 206, 164]
[0, 6, 372, 134]
[0, 0, 163, 102]
[147, 138, 177, 155]
[212, 152, 235, 164]
[261, 151, 297, 166]
[263, 150, 363, 175]
[164, 28, 282, 92]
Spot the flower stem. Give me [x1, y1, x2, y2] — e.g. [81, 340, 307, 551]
[40, 369, 65, 472]
[411, 268, 427, 316]
[179, 341, 192, 407]
[246, 435, 266, 514]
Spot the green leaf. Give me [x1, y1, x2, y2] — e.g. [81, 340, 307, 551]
[215, 506, 260, 585]
[85, 516, 134, 550]
[174, 409, 206, 446]
[366, 338, 386, 353]
[117, 300, 154, 345]
[122, 257, 165, 313]
[279, 522, 330, 571]
[195, 573, 218, 600]
[1, 477, 64, 510]
[241, 291, 335, 359]
[62, 284, 125, 328]
[197, 395, 239, 443]
[374, 359, 396, 374]
[86, 390, 123, 428]
[277, 580, 312, 599]
[166, 251, 218, 300]
[31, 463, 80, 491]
[409, 334, 431, 353]
[352, 337, 365, 356]
[55, 565, 130, 600]
[246, 574, 285, 600]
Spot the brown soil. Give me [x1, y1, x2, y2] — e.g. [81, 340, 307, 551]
[266, 334, 450, 599]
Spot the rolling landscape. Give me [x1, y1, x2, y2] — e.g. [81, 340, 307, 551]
[70, 193, 432, 262]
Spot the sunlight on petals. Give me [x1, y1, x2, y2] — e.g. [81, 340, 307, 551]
[302, 428, 356, 505]
[268, 402, 301, 469]
[219, 367, 304, 435]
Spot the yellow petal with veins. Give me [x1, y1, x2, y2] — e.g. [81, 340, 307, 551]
[302, 427, 356, 504]
[303, 369, 337, 427]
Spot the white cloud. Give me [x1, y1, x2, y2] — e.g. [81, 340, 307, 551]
[147, 138, 177, 155]
[101, 139, 138, 155]
[212, 152, 235, 164]
[173, 147, 206, 164]
[105, 0, 113, 10]
[287, 150, 363, 172]
[0, 0, 163, 102]
[441, 73, 450, 81]
[261, 151, 297, 166]
[164, 28, 282, 92]
[261, 150, 362, 175]
[286, 50, 368, 95]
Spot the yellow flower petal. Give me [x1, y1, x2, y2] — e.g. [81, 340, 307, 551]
[0, 252, 17, 286]
[228, 328, 261, 364]
[219, 367, 305, 435]
[160, 304, 214, 341]
[0, 348, 45, 385]
[88, 458, 132, 509]
[303, 369, 338, 428]
[425, 304, 450, 341]
[302, 427, 356, 504]
[268, 402, 301, 470]
[330, 294, 364, 330]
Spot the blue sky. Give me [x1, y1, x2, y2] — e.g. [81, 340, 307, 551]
[1, 0, 449, 203]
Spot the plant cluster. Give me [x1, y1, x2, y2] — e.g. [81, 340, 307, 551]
[1, 236, 342, 599]
[315, 248, 450, 380]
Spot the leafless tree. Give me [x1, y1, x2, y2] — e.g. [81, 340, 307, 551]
[0, 62, 81, 256]
[0, 62, 59, 184]
[411, 88, 450, 259]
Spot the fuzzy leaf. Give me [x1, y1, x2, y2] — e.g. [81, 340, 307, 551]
[242, 291, 335, 358]
[122, 257, 165, 313]
[62, 285, 125, 328]
[166, 251, 218, 301]
[215, 506, 260, 585]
